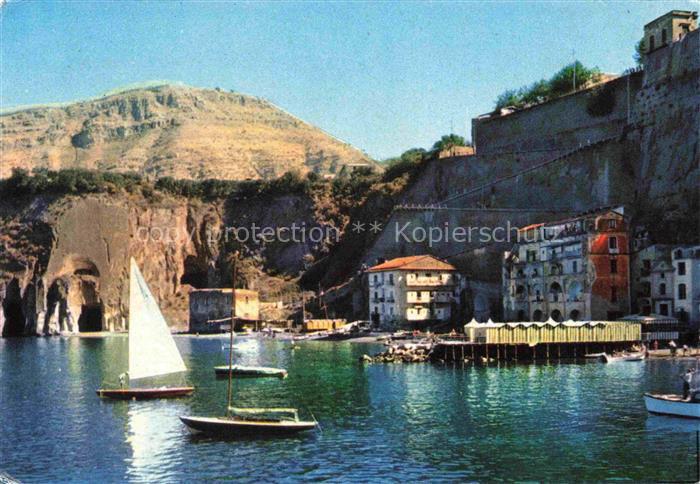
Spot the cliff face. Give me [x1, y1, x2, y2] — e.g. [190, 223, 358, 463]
[0, 84, 376, 180]
[0, 189, 327, 336]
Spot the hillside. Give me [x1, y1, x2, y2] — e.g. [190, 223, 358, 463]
[0, 84, 376, 180]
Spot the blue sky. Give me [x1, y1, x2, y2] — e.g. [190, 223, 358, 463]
[1, 1, 696, 159]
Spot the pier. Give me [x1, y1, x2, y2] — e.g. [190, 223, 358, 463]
[432, 340, 635, 363]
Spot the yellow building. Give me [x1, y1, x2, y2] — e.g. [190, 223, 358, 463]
[463, 320, 640, 345]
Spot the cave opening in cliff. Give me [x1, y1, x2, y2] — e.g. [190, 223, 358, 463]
[78, 304, 103, 332]
[2, 279, 25, 337]
[74, 278, 103, 333]
[180, 255, 208, 288]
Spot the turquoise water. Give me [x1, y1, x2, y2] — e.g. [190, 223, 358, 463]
[1, 336, 699, 482]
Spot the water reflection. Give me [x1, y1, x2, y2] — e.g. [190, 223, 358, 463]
[125, 400, 188, 481]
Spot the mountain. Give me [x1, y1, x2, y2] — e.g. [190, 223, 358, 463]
[0, 84, 376, 180]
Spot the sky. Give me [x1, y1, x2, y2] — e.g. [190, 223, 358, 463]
[1, 1, 697, 159]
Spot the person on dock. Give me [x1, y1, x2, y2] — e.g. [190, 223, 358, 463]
[669, 340, 677, 357]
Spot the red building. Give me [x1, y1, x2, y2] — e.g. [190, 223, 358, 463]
[503, 208, 630, 322]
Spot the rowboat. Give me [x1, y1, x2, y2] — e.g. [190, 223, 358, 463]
[214, 365, 287, 378]
[644, 393, 700, 418]
[602, 351, 646, 363]
[97, 387, 194, 400]
[97, 259, 193, 399]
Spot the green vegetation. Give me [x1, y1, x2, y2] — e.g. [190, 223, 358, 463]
[432, 134, 467, 152]
[494, 62, 602, 110]
[586, 83, 617, 117]
[634, 39, 644, 66]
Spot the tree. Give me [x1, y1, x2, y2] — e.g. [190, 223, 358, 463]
[634, 39, 644, 66]
[432, 134, 467, 152]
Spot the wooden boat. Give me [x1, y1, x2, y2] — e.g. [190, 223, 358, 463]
[181, 254, 316, 437]
[602, 351, 646, 363]
[644, 393, 700, 418]
[97, 258, 193, 399]
[181, 408, 317, 436]
[214, 365, 287, 378]
[97, 387, 194, 400]
[584, 352, 607, 359]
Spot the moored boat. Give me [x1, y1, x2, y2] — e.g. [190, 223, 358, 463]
[181, 408, 317, 436]
[644, 393, 700, 419]
[602, 351, 646, 363]
[214, 365, 287, 378]
[97, 387, 194, 400]
[181, 254, 316, 438]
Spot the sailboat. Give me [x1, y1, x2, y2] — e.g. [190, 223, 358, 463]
[97, 258, 194, 400]
[180, 254, 316, 436]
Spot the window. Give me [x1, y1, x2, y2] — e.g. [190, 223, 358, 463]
[608, 219, 617, 229]
[661, 272, 665, 279]
[373, 274, 378, 283]
[643, 260, 651, 270]
[374, 291, 378, 300]
[649, 35, 655, 51]
[678, 262, 686, 276]
[425, 273, 431, 277]
[572, 260, 578, 273]
[388, 273, 394, 285]
[611, 286, 618, 303]
[610, 259, 618, 274]
[662, 28, 667, 44]
[660, 283, 666, 295]
[675, 250, 683, 259]
[608, 236, 618, 250]
[660, 303, 669, 316]
[679, 284, 687, 300]
[389, 307, 393, 315]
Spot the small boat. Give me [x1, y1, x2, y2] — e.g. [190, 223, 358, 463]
[180, 408, 317, 436]
[214, 365, 287, 378]
[602, 351, 646, 363]
[181, 255, 316, 438]
[644, 393, 700, 418]
[97, 387, 195, 400]
[584, 352, 607, 359]
[97, 259, 193, 399]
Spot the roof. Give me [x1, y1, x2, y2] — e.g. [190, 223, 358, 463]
[517, 207, 624, 233]
[367, 255, 456, 272]
[619, 314, 680, 323]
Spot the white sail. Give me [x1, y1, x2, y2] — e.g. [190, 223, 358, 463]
[128, 258, 187, 380]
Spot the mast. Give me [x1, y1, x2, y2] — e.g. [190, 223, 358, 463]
[226, 252, 238, 415]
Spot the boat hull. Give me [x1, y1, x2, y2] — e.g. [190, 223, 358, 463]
[96, 387, 194, 400]
[214, 366, 287, 378]
[644, 393, 700, 418]
[180, 416, 317, 436]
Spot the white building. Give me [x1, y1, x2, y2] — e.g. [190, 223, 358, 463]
[672, 245, 700, 327]
[367, 255, 458, 328]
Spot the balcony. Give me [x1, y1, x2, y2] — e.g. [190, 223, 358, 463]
[406, 275, 454, 287]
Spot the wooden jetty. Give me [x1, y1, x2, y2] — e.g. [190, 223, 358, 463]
[432, 320, 642, 363]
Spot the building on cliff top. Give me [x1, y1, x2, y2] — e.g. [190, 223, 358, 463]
[502, 208, 630, 323]
[642, 10, 697, 54]
[367, 255, 459, 329]
[189, 288, 259, 333]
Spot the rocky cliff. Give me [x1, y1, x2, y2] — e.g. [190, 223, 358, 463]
[0, 84, 376, 180]
[0, 188, 331, 336]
